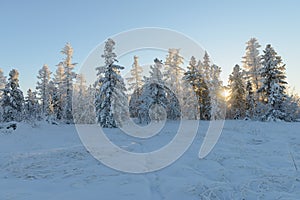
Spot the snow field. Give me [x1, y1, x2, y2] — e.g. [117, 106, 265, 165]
[0, 120, 299, 199]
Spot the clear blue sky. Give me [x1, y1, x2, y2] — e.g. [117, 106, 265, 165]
[0, 0, 299, 93]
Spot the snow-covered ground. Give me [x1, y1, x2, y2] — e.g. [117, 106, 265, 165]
[0, 121, 300, 200]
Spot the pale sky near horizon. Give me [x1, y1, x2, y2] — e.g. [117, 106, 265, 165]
[0, 0, 299, 94]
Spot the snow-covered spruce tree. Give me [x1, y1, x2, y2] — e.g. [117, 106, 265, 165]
[52, 64, 65, 120]
[208, 64, 225, 120]
[138, 59, 166, 123]
[181, 79, 198, 120]
[202, 51, 211, 83]
[1, 85, 11, 122]
[73, 74, 85, 123]
[1, 69, 24, 122]
[245, 80, 255, 119]
[242, 38, 262, 102]
[74, 74, 87, 97]
[24, 89, 39, 122]
[138, 58, 180, 123]
[45, 80, 59, 123]
[85, 85, 97, 124]
[138, 58, 168, 124]
[0, 68, 6, 94]
[127, 56, 143, 93]
[164, 48, 185, 97]
[283, 92, 300, 122]
[95, 38, 128, 128]
[73, 74, 96, 124]
[0, 69, 6, 122]
[60, 43, 77, 123]
[127, 56, 143, 118]
[196, 60, 211, 120]
[182, 56, 203, 119]
[201, 52, 212, 120]
[227, 64, 246, 119]
[258, 44, 288, 121]
[36, 64, 52, 118]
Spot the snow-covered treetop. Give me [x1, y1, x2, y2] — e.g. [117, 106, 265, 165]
[96, 38, 123, 78]
[196, 60, 204, 74]
[36, 64, 51, 93]
[101, 38, 117, 67]
[232, 64, 242, 76]
[242, 38, 261, 88]
[74, 73, 87, 96]
[203, 51, 210, 67]
[37, 64, 51, 80]
[148, 58, 164, 84]
[126, 55, 143, 92]
[202, 51, 212, 81]
[260, 44, 288, 93]
[210, 64, 222, 85]
[183, 56, 199, 82]
[0, 68, 6, 90]
[261, 45, 286, 84]
[164, 48, 185, 94]
[243, 38, 261, 61]
[25, 88, 36, 103]
[189, 56, 197, 67]
[61, 43, 76, 68]
[8, 69, 20, 89]
[54, 64, 65, 83]
[261, 44, 283, 70]
[228, 64, 245, 92]
[166, 48, 184, 65]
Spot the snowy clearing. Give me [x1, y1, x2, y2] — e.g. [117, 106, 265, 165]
[0, 121, 300, 200]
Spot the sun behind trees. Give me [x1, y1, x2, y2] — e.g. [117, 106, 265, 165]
[227, 39, 299, 121]
[0, 38, 299, 127]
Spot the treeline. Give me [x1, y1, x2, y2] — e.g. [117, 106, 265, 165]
[0, 43, 96, 124]
[0, 38, 299, 127]
[94, 39, 227, 128]
[227, 39, 299, 121]
[94, 38, 300, 128]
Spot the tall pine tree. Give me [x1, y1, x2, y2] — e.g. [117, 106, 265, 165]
[0, 68, 6, 94]
[1, 69, 24, 122]
[208, 64, 225, 120]
[138, 58, 180, 123]
[95, 38, 128, 128]
[73, 74, 94, 124]
[227, 64, 246, 119]
[0, 69, 6, 122]
[164, 48, 185, 96]
[60, 43, 77, 123]
[258, 44, 288, 121]
[127, 56, 143, 117]
[24, 89, 39, 122]
[202, 51, 211, 83]
[182, 56, 204, 119]
[201, 52, 212, 120]
[127, 55, 143, 94]
[36, 64, 52, 118]
[245, 80, 255, 119]
[52, 64, 65, 120]
[242, 38, 262, 102]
